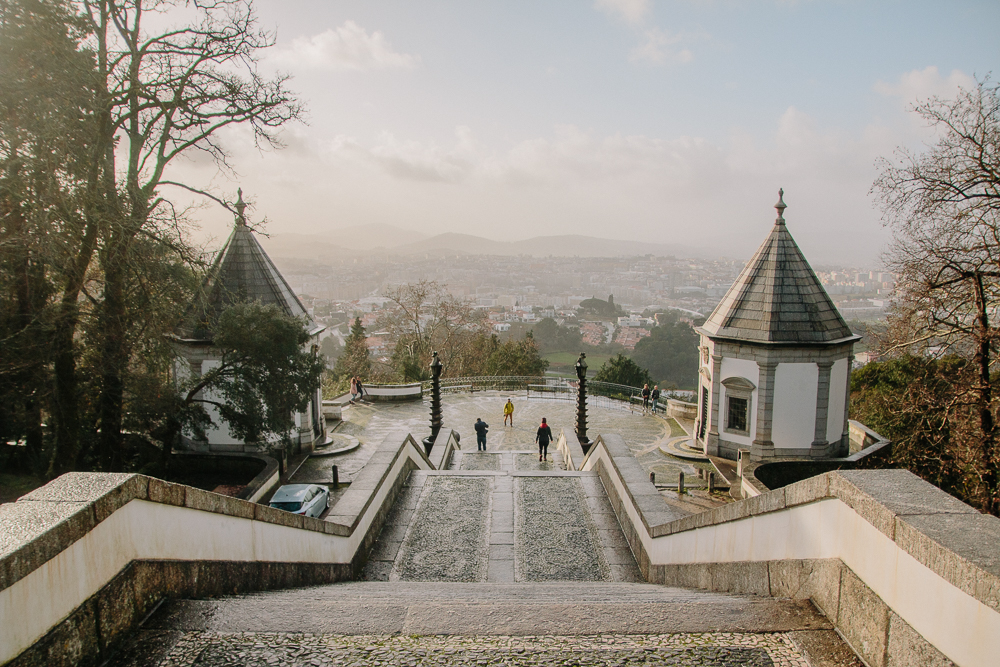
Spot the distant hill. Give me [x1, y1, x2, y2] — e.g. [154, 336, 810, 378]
[259, 224, 429, 258]
[260, 226, 706, 260]
[389, 233, 701, 258]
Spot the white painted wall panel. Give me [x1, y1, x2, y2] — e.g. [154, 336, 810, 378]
[826, 358, 849, 444]
[771, 363, 818, 449]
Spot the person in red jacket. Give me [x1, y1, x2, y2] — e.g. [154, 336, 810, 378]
[536, 418, 553, 462]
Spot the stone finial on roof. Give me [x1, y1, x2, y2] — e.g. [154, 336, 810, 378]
[774, 188, 786, 225]
[235, 188, 247, 226]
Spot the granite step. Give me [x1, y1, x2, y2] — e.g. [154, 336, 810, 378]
[107, 582, 861, 667]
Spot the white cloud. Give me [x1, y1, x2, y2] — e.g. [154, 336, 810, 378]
[330, 127, 477, 183]
[174, 107, 900, 264]
[594, 0, 651, 24]
[271, 21, 418, 71]
[629, 28, 695, 65]
[874, 66, 975, 107]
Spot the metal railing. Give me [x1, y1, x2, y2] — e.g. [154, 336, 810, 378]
[417, 375, 694, 414]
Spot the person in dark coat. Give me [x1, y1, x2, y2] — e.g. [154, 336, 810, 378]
[536, 417, 553, 462]
[474, 417, 489, 451]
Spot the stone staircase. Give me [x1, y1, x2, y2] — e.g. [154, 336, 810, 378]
[103, 453, 863, 667]
[364, 452, 641, 583]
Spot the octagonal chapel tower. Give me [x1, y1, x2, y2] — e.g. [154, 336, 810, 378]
[693, 191, 859, 461]
[171, 191, 326, 454]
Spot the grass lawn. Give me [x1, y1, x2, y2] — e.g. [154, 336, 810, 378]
[543, 352, 613, 372]
[0, 472, 44, 504]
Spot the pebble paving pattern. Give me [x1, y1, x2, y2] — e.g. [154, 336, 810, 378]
[156, 633, 810, 667]
[394, 476, 491, 581]
[515, 476, 609, 582]
[459, 452, 502, 471]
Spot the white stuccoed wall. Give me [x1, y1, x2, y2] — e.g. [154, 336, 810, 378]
[771, 363, 818, 449]
[826, 358, 849, 444]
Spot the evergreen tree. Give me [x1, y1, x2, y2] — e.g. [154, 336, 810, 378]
[158, 302, 324, 462]
[484, 331, 549, 376]
[631, 312, 701, 389]
[592, 353, 653, 389]
[334, 317, 372, 381]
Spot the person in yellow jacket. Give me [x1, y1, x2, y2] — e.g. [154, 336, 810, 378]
[503, 398, 514, 426]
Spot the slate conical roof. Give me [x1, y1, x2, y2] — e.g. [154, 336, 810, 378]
[177, 192, 322, 341]
[700, 190, 856, 345]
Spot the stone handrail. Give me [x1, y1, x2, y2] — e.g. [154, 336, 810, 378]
[555, 429, 587, 471]
[580, 433, 1000, 667]
[0, 431, 435, 667]
[426, 428, 461, 470]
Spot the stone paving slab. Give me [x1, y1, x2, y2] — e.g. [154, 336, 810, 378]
[105, 631, 860, 667]
[107, 630, 855, 667]
[139, 582, 836, 635]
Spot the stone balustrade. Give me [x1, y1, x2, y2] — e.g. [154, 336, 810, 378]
[0, 431, 435, 667]
[579, 433, 1000, 667]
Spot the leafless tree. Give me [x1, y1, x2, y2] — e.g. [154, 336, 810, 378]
[378, 280, 490, 379]
[77, 0, 302, 471]
[872, 78, 1000, 514]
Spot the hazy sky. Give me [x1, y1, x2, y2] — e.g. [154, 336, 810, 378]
[173, 0, 1000, 264]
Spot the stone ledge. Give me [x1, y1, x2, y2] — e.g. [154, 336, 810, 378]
[0, 432, 433, 595]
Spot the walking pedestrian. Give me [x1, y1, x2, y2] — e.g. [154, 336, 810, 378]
[349, 376, 358, 404]
[503, 398, 514, 426]
[651, 385, 661, 414]
[641, 383, 651, 414]
[536, 418, 553, 462]
[474, 417, 489, 451]
[356, 376, 365, 402]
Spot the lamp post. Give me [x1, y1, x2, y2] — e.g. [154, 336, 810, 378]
[423, 351, 443, 453]
[575, 352, 590, 450]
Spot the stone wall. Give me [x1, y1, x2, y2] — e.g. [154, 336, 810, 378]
[581, 434, 1000, 667]
[0, 431, 434, 667]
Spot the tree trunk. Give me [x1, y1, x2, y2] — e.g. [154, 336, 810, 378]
[97, 239, 128, 472]
[973, 273, 999, 515]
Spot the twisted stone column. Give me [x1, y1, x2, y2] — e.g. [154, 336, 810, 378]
[423, 351, 443, 453]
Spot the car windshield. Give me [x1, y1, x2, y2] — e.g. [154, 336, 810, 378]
[269, 501, 302, 512]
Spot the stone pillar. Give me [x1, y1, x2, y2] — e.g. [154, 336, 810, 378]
[840, 354, 855, 456]
[811, 361, 833, 457]
[751, 361, 778, 460]
[575, 353, 589, 450]
[423, 351, 443, 453]
[706, 354, 723, 456]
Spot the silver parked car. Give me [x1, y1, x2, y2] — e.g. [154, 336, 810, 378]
[268, 484, 329, 518]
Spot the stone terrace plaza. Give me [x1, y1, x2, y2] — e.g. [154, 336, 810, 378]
[293, 391, 722, 510]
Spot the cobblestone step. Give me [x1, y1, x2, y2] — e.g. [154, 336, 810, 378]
[108, 582, 860, 667]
